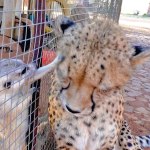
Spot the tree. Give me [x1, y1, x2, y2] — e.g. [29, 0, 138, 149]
[83, 0, 89, 6]
[96, 0, 123, 23]
[147, 2, 150, 15]
[112, 0, 123, 22]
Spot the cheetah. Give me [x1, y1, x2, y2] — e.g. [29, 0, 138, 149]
[46, 16, 150, 150]
[0, 55, 63, 150]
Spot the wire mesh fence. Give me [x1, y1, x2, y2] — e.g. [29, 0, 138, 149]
[0, 0, 122, 149]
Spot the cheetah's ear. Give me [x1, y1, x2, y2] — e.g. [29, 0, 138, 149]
[131, 49, 150, 67]
[60, 16, 75, 33]
[54, 15, 75, 36]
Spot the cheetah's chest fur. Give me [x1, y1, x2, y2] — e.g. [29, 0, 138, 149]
[55, 92, 124, 150]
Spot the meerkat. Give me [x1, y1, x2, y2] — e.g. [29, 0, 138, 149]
[0, 55, 63, 150]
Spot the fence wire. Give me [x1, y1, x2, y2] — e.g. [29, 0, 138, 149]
[0, 0, 121, 149]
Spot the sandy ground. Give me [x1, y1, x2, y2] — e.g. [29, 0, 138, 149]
[120, 15, 150, 150]
[120, 15, 150, 29]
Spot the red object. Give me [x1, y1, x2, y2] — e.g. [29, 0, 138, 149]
[42, 50, 56, 65]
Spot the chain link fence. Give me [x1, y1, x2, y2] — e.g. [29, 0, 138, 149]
[0, 0, 122, 149]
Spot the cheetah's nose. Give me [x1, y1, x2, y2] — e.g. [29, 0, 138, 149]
[66, 105, 80, 114]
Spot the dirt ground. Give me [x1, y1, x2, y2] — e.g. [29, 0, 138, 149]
[120, 15, 150, 150]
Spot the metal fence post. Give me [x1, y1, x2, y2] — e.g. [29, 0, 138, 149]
[27, 0, 45, 149]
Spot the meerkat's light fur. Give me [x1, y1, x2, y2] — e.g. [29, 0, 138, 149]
[0, 55, 62, 150]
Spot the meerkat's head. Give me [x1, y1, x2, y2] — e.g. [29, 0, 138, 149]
[0, 55, 63, 101]
[0, 59, 36, 98]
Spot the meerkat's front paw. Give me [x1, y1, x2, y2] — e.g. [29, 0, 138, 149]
[37, 121, 48, 137]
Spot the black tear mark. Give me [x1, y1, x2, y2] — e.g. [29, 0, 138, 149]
[91, 94, 95, 112]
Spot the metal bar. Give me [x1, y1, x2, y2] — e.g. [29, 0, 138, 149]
[27, 0, 45, 149]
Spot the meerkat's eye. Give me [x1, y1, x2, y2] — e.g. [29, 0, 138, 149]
[20, 66, 29, 75]
[3, 81, 11, 89]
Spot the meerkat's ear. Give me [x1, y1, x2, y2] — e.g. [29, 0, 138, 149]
[131, 47, 150, 67]
[31, 54, 64, 81]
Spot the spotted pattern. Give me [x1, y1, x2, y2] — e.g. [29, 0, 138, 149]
[47, 17, 150, 150]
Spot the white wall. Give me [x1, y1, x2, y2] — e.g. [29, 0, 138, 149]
[121, 0, 150, 15]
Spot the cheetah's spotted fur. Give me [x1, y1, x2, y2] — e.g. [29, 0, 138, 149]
[47, 17, 150, 150]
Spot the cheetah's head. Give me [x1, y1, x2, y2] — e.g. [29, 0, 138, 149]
[56, 17, 150, 117]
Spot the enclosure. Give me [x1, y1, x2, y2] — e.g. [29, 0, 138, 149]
[0, 0, 149, 150]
